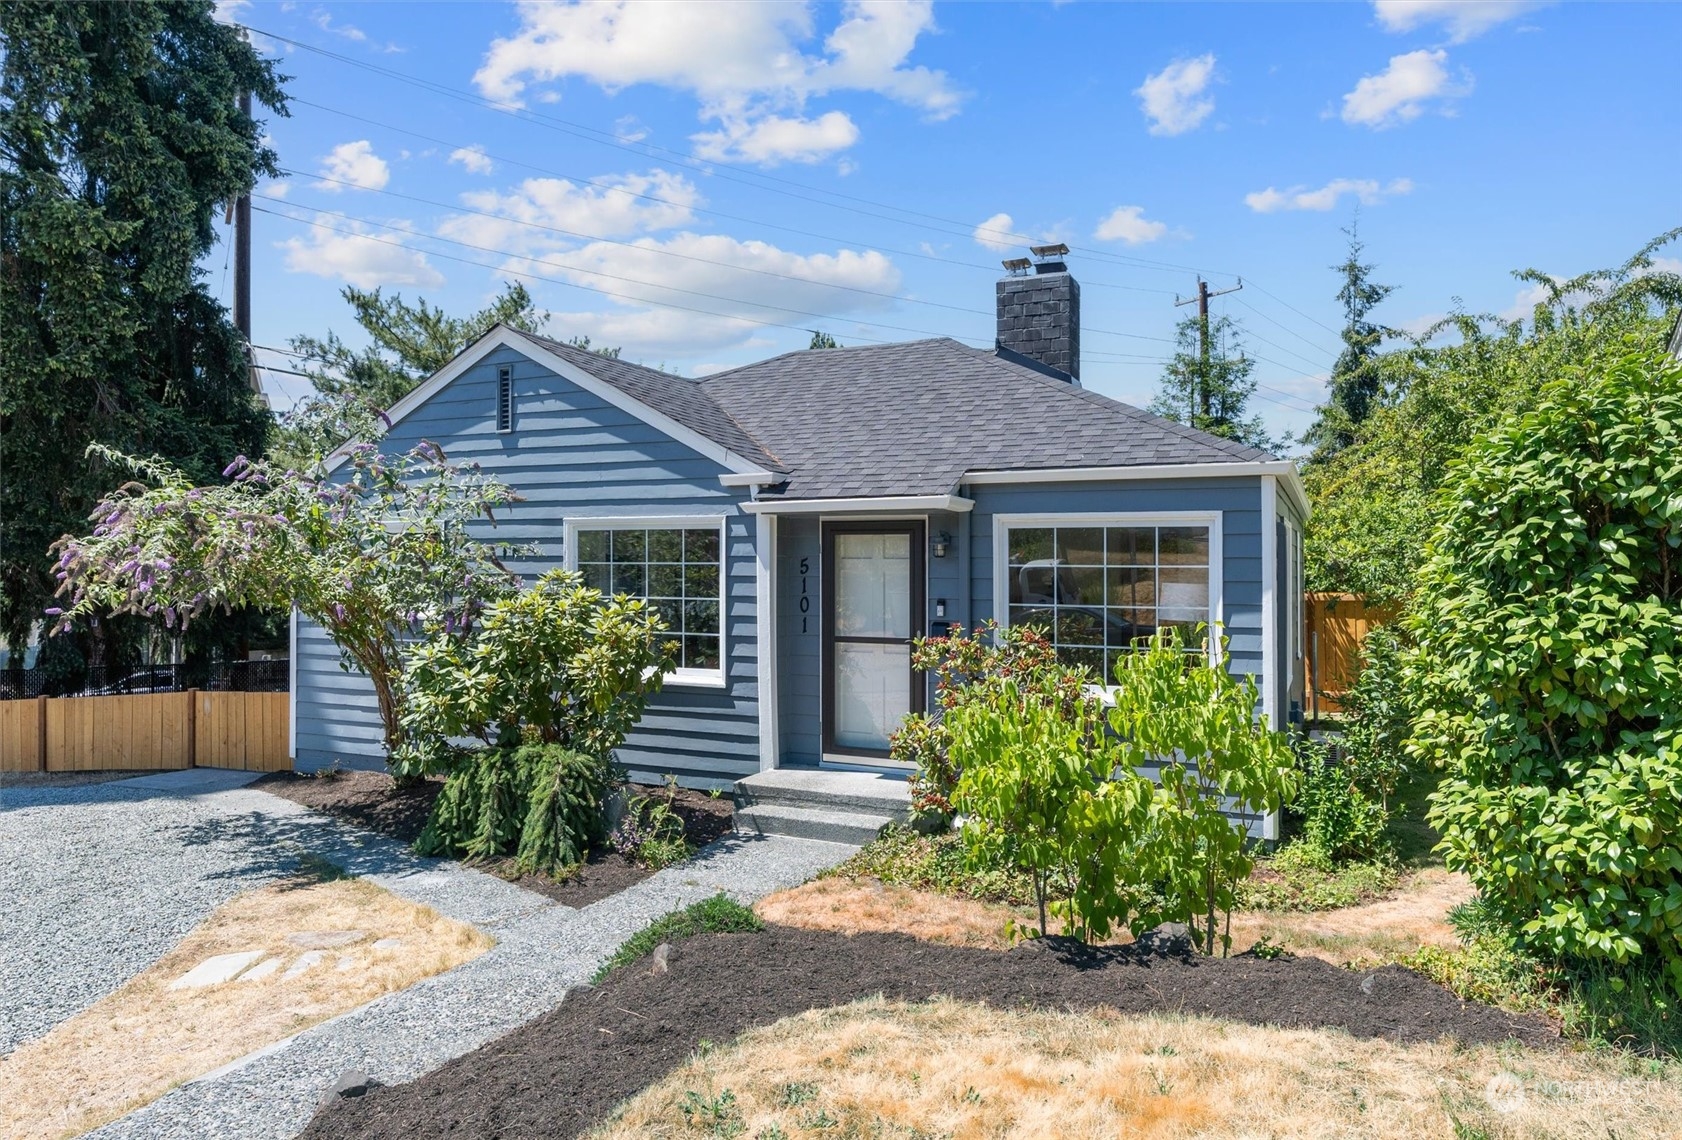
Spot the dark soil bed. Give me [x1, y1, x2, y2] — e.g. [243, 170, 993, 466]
[300, 925, 1559, 1140]
[253, 769, 735, 907]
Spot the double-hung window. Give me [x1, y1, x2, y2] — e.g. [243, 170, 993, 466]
[567, 517, 725, 685]
[995, 513, 1220, 678]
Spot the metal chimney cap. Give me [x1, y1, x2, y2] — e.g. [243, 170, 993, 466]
[1001, 257, 1032, 275]
[1029, 243, 1070, 259]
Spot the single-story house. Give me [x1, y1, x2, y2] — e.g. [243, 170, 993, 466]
[291, 250, 1308, 839]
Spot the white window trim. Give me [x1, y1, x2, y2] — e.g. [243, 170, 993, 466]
[992, 511, 1224, 669]
[563, 513, 730, 690]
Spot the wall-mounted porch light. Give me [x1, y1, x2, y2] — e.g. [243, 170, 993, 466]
[931, 530, 952, 558]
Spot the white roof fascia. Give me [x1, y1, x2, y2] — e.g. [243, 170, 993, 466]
[961, 461, 1309, 521]
[742, 495, 975, 516]
[718, 471, 781, 487]
[323, 325, 770, 477]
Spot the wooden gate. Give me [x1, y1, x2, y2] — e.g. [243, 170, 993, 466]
[1305, 593, 1396, 720]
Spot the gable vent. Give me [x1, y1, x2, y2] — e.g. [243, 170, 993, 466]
[496, 365, 514, 432]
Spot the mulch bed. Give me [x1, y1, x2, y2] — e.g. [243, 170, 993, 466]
[252, 769, 735, 908]
[300, 925, 1559, 1140]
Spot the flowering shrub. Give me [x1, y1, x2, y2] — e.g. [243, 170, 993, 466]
[51, 442, 519, 765]
[893, 621, 1084, 820]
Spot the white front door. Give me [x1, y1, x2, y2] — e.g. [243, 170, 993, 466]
[823, 522, 925, 760]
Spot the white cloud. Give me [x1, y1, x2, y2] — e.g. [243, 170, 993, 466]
[533, 234, 902, 354]
[614, 115, 650, 143]
[280, 217, 443, 288]
[312, 8, 367, 42]
[264, 180, 292, 199]
[1094, 205, 1168, 245]
[440, 170, 701, 258]
[1134, 54, 1217, 137]
[1244, 177, 1414, 213]
[1341, 49, 1470, 128]
[449, 145, 494, 175]
[1372, 1, 1549, 43]
[972, 212, 1019, 253]
[1499, 281, 1554, 322]
[472, 1, 961, 166]
[692, 110, 859, 165]
[315, 140, 390, 192]
[213, 0, 252, 23]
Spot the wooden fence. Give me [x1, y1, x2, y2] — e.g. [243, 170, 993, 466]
[1305, 592, 1397, 720]
[0, 691, 290, 774]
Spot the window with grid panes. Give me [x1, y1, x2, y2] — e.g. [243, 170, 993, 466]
[573, 525, 723, 677]
[1003, 521, 1213, 678]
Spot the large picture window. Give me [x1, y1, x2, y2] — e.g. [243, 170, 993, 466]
[996, 514, 1218, 677]
[569, 519, 724, 682]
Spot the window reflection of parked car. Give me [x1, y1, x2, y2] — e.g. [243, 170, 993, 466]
[1010, 605, 1145, 649]
[91, 668, 179, 696]
[1015, 559, 1083, 605]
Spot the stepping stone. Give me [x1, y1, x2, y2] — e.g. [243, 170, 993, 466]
[286, 930, 366, 950]
[336, 954, 357, 972]
[168, 950, 267, 990]
[371, 938, 403, 950]
[282, 950, 327, 980]
[240, 957, 284, 983]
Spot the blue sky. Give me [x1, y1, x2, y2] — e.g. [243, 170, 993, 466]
[216, 1, 1682, 444]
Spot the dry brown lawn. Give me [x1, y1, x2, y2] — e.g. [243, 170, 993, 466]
[592, 998, 1680, 1140]
[758, 868, 1472, 966]
[0, 878, 492, 1140]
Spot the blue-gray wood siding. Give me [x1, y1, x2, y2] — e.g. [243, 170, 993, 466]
[293, 343, 759, 789]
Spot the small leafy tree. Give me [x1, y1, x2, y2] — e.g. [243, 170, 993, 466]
[402, 570, 674, 873]
[1410, 349, 1682, 988]
[947, 675, 1150, 941]
[50, 443, 520, 767]
[892, 621, 1087, 821]
[1305, 220, 1394, 459]
[1105, 628, 1297, 955]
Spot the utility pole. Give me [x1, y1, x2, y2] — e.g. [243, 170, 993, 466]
[1175, 276, 1243, 419]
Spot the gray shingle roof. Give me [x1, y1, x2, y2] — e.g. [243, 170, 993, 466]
[697, 338, 1273, 499]
[523, 331, 1273, 499]
[515, 330, 787, 473]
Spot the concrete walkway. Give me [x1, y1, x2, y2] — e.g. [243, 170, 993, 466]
[0, 769, 855, 1140]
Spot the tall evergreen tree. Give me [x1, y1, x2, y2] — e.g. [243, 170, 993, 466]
[1148, 312, 1276, 451]
[1307, 220, 1394, 458]
[0, 1, 286, 670]
[808, 329, 841, 349]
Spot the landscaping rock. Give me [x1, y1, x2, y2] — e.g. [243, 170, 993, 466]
[239, 957, 284, 983]
[287, 930, 366, 950]
[372, 938, 403, 950]
[318, 1070, 378, 1107]
[283, 950, 328, 980]
[167, 950, 267, 990]
[650, 942, 674, 975]
[1134, 922, 1194, 956]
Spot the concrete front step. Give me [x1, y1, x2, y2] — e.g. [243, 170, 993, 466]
[735, 768, 911, 815]
[734, 802, 898, 846]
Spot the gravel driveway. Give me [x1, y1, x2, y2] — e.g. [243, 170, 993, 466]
[2, 767, 858, 1140]
[0, 770, 297, 1053]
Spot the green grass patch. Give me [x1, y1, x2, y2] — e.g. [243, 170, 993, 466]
[1384, 767, 1445, 870]
[819, 826, 1040, 907]
[1239, 839, 1397, 912]
[593, 893, 763, 982]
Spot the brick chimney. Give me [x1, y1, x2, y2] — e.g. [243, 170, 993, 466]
[995, 244, 1079, 383]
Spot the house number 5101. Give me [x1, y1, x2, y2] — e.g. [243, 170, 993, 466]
[798, 556, 810, 634]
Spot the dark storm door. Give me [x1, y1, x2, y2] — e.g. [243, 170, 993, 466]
[821, 521, 926, 761]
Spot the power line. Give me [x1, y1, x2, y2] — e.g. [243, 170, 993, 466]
[286, 96, 1179, 298]
[1229, 295, 1338, 358]
[245, 24, 1243, 281]
[263, 185, 1178, 346]
[249, 26, 1347, 354]
[256, 204, 980, 348]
